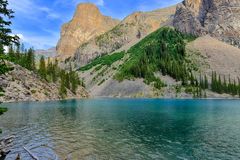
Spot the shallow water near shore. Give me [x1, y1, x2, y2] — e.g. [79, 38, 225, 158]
[1, 99, 240, 159]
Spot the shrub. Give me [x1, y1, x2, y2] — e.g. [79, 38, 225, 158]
[79, 51, 125, 71]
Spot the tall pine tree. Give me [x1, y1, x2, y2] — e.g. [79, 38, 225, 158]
[38, 56, 47, 79]
[0, 0, 19, 74]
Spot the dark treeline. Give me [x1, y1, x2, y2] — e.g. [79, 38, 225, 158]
[210, 72, 240, 97]
[190, 72, 240, 98]
[5, 44, 83, 98]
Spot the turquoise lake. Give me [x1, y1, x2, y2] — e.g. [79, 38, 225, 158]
[1, 99, 240, 159]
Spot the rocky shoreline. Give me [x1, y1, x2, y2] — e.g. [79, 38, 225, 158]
[0, 62, 88, 103]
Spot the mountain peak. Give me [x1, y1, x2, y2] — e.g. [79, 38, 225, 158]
[74, 3, 101, 19]
[56, 3, 119, 59]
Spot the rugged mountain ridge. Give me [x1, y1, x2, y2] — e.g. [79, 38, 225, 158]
[173, 0, 240, 47]
[56, 3, 119, 59]
[56, 2, 240, 98]
[73, 5, 176, 67]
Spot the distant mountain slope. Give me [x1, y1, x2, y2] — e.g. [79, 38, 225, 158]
[173, 0, 240, 48]
[186, 35, 240, 80]
[73, 5, 176, 67]
[35, 47, 57, 59]
[56, 3, 119, 59]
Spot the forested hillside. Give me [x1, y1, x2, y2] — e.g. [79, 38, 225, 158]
[78, 27, 240, 98]
[114, 27, 240, 98]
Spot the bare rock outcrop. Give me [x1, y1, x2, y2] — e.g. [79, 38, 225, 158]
[173, 0, 240, 47]
[56, 3, 119, 59]
[73, 5, 176, 67]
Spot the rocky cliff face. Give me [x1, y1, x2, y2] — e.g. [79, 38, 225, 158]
[56, 3, 119, 59]
[173, 0, 240, 47]
[0, 62, 88, 103]
[73, 6, 176, 67]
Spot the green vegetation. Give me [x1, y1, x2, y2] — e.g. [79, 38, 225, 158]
[211, 72, 240, 96]
[96, 24, 123, 47]
[0, 0, 19, 50]
[0, 86, 5, 97]
[59, 65, 84, 98]
[0, 107, 7, 115]
[4, 45, 84, 99]
[110, 24, 124, 36]
[39, 56, 47, 79]
[79, 51, 124, 71]
[98, 79, 106, 86]
[189, 72, 240, 98]
[113, 27, 240, 97]
[4, 42, 84, 98]
[6, 45, 36, 71]
[0, 107, 8, 134]
[0, 0, 19, 75]
[115, 27, 196, 89]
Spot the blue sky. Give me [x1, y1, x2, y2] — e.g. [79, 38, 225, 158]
[9, 0, 181, 49]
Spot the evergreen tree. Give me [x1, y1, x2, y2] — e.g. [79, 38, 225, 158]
[52, 61, 58, 83]
[46, 58, 53, 82]
[8, 44, 15, 60]
[218, 75, 222, 94]
[38, 56, 46, 79]
[223, 75, 227, 93]
[190, 72, 195, 85]
[26, 48, 35, 71]
[0, 0, 19, 74]
[59, 70, 67, 98]
[0, 0, 19, 49]
[70, 72, 79, 94]
[65, 72, 70, 89]
[15, 44, 20, 59]
[204, 75, 208, 89]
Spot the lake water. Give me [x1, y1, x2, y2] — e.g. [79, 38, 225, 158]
[1, 99, 240, 159]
